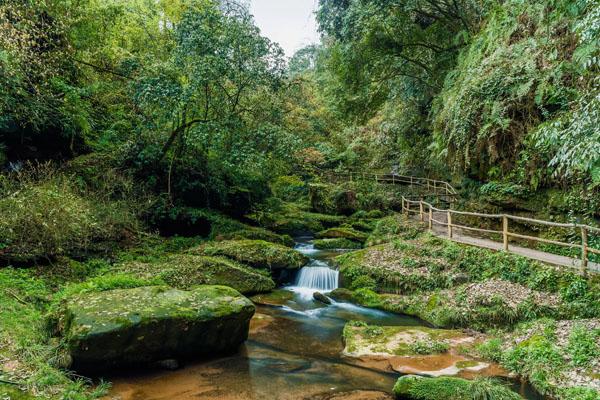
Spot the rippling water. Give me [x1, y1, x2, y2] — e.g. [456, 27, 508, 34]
[104, 236, 544, 400]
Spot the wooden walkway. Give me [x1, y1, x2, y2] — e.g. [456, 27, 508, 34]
[412, 212, 600, 273]
[320, 170, 600, 274]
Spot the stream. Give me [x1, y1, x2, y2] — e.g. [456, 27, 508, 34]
[105, 236, 544, 400]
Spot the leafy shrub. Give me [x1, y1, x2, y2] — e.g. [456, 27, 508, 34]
[271, 175, 306, 201]
[350, 275, 377, 291]
[409, 340, 449, 355]
[477, 338, 504, 362]
[566, 325, 600, 367]
[0, 164, 141, 262]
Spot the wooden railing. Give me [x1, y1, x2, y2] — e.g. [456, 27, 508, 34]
[320, 171, 458, 197]
[401, 196, 600, 274]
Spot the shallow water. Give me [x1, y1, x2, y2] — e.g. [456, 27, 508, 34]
[104, 237, 544, 400]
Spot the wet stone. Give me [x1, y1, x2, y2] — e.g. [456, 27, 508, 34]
[57, 285, 255, 372]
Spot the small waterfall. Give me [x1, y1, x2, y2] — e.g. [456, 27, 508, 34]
[295, 263, 339, 291]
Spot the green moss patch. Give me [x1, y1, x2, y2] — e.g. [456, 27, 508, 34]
[195, 240, 308, 270]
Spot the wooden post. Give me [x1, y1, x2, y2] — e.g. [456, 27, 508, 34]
[402, 198, 406, 214]
[428, 207, 433, 230]
[410, 176, 413, 188]
[406, 200, 410, 215]
[582, 227, 588, 275]
[419, 201, 424, 222]
[447, 211, 452, 238]
[503, 216, 509, 251]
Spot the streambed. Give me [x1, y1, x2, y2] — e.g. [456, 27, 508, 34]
[105, 237, 543, 400]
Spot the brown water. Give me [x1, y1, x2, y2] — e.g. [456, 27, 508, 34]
[104, 237, 544, 400]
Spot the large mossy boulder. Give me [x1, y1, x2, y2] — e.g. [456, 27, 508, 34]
[313, 238, 363, 250]
[57, 285, 255, 371]
[246, 202, 344, 235]
[316, 227, 368, 243]
[214, 227, 294, 247]
[195, 240, 308, 270]
[119, 255, 276, 295]
[393, 375, 522, 400]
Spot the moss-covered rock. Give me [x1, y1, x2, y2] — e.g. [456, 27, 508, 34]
[316, 227, 368, 243]
[313, 238, 363, 250]
[313, 291, 332, 304]
[194, 240, 308, 270]
[343, 322, 460, 358]
[329, 288, 356, 302]
[57, 285, 255, 372]
[248, 204, 344, 234]
[214, 227, 294, 247]
[119, 255, 276, 295]
[393, 375, 522, 400]
[250, 289, 295, 306]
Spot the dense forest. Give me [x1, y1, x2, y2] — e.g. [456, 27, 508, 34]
[1, 0, 600, 399]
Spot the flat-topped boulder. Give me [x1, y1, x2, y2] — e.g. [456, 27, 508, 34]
[57, 285, 255, 371]
[194, 240, 308, 270]
[118, 255, 276, 295]
[316, 227, 368, 243]
[342, 322, 504, 378]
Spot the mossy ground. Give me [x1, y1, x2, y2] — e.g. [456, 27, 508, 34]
[331, 213, 600, 397]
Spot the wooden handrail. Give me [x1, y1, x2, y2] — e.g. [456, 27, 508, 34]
[401, 196, 600, 274]
[318, 169, 599, 272]
[320, 170, 458, 196]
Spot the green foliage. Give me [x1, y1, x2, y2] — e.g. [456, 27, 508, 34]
[0, 163, 141, 262]
[350, 275, 377, 291]
[0, 268, 108, 399]
[477, 338, 504, 362]
[393, 375, 522, 400]
[566, 324, 600, 367]
[271, 175, 306, 201]
[409, 340, 450, 355]
[502, 334, 564, 394]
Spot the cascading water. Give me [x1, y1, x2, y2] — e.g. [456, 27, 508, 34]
[288, 238, 340, 296]
[295, 261, 339, 291]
